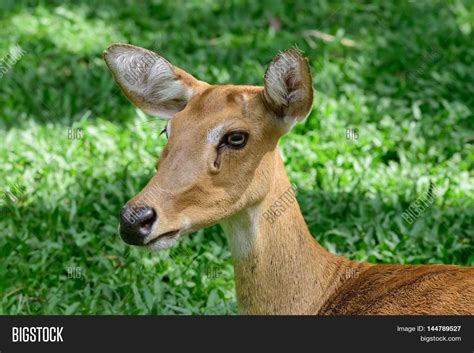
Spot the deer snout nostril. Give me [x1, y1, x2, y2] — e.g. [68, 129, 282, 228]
[137, 207, 157, 234]
[119, 205, 157, 245]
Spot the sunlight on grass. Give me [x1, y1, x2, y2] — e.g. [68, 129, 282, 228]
[8, 6, 123, 54]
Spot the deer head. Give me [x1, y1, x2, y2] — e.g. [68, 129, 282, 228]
[104, 44, 313, 250]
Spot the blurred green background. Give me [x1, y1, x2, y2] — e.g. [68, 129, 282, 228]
[0, 0, 473, 314]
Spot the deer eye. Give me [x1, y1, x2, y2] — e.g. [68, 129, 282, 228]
[224, 131, 248, 149]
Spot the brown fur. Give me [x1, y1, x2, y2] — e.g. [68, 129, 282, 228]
[104, 44, 474, 315]
[320, 264, 474, 315]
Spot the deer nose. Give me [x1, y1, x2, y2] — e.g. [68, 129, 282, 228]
[119, 204, 157, 245]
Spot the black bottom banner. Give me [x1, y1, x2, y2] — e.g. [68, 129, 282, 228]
[0, 316, 472, 352]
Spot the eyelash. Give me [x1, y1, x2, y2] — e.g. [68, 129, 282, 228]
[160, 126, 168, 138]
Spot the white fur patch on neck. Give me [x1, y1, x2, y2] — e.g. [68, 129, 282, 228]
[221, 206, 260, 260]
[207, 123, 225, 145]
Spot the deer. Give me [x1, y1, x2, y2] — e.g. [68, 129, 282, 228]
[104, 44, 474, 315]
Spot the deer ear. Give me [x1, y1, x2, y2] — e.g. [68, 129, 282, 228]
[103, 44, 207, 118]
[262, 49, 314, 129]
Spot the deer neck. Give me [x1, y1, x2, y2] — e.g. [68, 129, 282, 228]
[221, 151, 350, 314]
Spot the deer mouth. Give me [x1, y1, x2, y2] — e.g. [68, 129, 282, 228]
[145, 229, 181, 247]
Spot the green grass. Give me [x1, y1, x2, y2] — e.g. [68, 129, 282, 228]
[0, 0, 473, 314]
